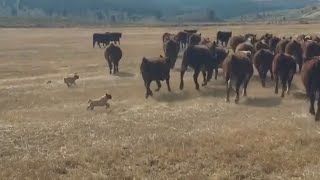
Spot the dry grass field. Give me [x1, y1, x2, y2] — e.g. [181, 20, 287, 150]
[1, 24, 320, 180]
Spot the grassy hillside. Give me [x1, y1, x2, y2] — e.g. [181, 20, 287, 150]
[231, 3, 320, 22]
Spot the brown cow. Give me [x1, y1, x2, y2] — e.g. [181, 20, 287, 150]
[275, 39, 290, 54]
[104, 43, 123, 74]
[176, 31, 189, 49]
[199, 37, 211, 45]
[285, 40, 303, 72]
[189, 33, 202, 46]
[229, 36, 246, 52]
[140, 55, 172, 99]
[162, 32, 175, 42]
[296, 34, 306, 41]
[301, 57, 320, 121]
[236, 42, 255, 56]
[253, 49, 274, 87]
[244, 33, 257, 44]
[223, 52, 254, 104]
[268, 36, 281, 53]
[258, 33, 273, 42]
[272, 53, 296, 98]
[302, 41, 320, 63]
[254, 40, 269, 51]
[312, 35, 320, 43]
[214, 47, 230, 80]
[163, 39, 180, 69]
[180, 42, 218, 90]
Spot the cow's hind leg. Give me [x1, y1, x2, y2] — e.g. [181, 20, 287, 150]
[287, 71, 294, 95]
[145, 80, 153, 99]
[155, 80, 162, 92]
[116, 62, 119, 73]
[235, 79, 242, 104]
[108, 61, 112, 74]
[270, 68, 274, 81]
[201, 70, 207, 86]
[243, 74, 252, 97]
[275, 74, 279, 94]
[166, 79, 171, 92]
[113, 63, 117, 74]
[310, 91, 316, 115]
[179, 68, 186, 90]
[316, 91, 320, 121]
[281, 77, 287, 98]
[193, 69, 201, 90]
[226, 74, 231, 102]
[215, 67, 219, 80]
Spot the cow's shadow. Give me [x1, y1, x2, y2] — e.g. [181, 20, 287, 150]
[243, 96, 282, 107]
[153, 91, 193, 102]
[292, 91, 307, 100]
[114, 71, 136, 78]
[153, 86, 226, 102]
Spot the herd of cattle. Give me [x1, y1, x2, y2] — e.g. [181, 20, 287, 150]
[93, 30, 320, 121]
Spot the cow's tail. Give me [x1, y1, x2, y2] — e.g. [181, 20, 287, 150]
[181, 47, 190, 72]
[141, 57, 148, 74]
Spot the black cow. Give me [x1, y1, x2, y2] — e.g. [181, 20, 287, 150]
[93, 33, 110, 48]
[217, 31, 232, 47]
[105, 32, 122, 45]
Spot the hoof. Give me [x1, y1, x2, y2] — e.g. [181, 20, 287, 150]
[155, 88, 160, 92]
[234, 98, 239, 104]
[225, 98, 230, 102]
[310, 108, 316, 115]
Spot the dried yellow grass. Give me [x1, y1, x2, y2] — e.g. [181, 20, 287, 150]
[0, 24, 320, 179]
